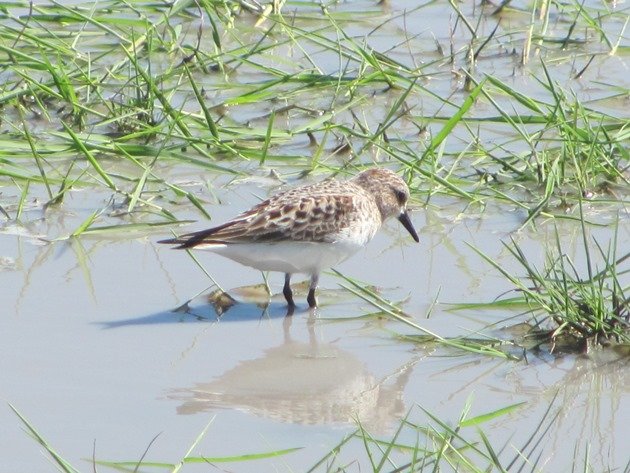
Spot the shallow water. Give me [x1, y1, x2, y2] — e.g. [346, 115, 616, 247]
[2, 175, 628, 471]
[1, 0, 629, 471]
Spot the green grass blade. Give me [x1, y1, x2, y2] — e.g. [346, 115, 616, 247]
[9, 404, 80, 473]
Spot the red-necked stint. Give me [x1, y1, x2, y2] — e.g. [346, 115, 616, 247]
[159, 168, 419, 309]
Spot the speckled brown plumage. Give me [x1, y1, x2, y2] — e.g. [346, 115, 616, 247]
[159, 168, 419, 310]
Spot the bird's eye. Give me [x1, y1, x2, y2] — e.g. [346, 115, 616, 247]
[394, 189, 407, 203]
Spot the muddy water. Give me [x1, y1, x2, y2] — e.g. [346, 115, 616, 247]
[1, 0, 629, 471]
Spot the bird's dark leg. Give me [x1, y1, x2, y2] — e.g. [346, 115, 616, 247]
[307, 273, 319, 308]
[283, 273, 295, 309]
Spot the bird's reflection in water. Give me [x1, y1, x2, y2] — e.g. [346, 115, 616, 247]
[169, 313, 419, 431]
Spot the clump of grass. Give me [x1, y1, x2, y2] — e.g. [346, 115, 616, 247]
[481, 68, 629, 208]
[307, 404, 509, 472]
[470, 213, 629, 354]
[306, 395, 611, 472]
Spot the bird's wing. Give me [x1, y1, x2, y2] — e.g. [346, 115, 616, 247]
[159, 183, 365, 249]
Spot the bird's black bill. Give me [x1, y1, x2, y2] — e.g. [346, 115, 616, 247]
[398, 211, 420, 242]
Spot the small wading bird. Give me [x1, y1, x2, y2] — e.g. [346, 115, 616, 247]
[159, 168, 419, 310]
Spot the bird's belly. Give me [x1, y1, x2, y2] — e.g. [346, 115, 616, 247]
[205, 241, 363, 274]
